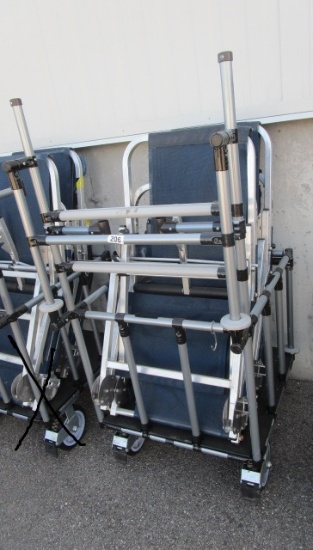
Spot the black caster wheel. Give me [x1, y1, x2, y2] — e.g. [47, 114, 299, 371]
[112, 432, 145, 462]
[240, 444, 271, 498]
[128, 435, 145, 455]
[60, 406, 86, 450]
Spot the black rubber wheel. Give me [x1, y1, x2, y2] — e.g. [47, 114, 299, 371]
[59, 406, 86, 450]
[128, 435, 145, 455]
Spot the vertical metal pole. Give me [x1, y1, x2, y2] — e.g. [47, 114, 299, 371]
[285, 264, 299, 355]
[243, 339, 261, 460]
[117, 320, 149, 431]
[275, 279, 286, 377]
[68, 148, 89, 261]
[174, 325, 200, 442]
[81, 284, 102, 356]
[218, 51, 250, 315]
[262, 304, 276, 410]
[0, 276, 12, 404]
[9, 100, 103, 421]
[285, 266, 294, 349]
[4, 183, 79, 383]
[212, 145, 241, 320]
[214, 52, 262, 463]
[0, 374, 10, 405]
[212, 141, 261, 462]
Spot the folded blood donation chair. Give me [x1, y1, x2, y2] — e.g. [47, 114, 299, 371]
[0, 144, 102, 451]
[88, 123, 287, 493]
[90, 53, 296, 494]
[9, 52, 297, 494]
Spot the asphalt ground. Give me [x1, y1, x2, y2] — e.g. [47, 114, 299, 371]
[0, 378, 312, 550]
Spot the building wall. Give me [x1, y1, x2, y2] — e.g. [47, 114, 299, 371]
[79, 118, 313, 380]
[1, 0, 313, 152]
[266, 119, 313, 380]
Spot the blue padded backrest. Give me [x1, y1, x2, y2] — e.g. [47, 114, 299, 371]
[0, 148, 82, 264]
[148, 122, 260, 263]
[0, 156, 51, 264]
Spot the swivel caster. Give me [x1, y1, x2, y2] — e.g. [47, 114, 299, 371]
[240, 444, 272, 498]
[60, 406, 86, 449]
[44, 405, 86, 454]
[112, 431, 145, 462]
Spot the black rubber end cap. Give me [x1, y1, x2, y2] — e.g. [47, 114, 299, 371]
[10, 98, 22, 107]
[218, 51, 233, 63]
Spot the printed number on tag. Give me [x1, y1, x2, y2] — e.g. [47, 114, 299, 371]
[108, 235, 124, 244]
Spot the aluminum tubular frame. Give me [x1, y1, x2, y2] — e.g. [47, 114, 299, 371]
[46, 154, 102, 355]
[217, 52, 262, 463]
[119, 116, 272, 447]
[0, 169, 87, 422]
[113, 52, 272, 461]
[0, 188, 63, 413]
[10, 98, 104, 424]
[91, 77, 260, 451]
[86, 136, 225, 437]
[54, 246, 291, 454]
[5, 162, 80, 385]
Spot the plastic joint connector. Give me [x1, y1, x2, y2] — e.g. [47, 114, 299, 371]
[41, 211, 62, 223]
[51, 302, 88, 330]
[0, 304, 28, 329]
[27, 235, 47, 247]
[172, 318, 186, 345]
[233, 219, 246, 240]
[116, 315, 129, 338]
[45, 225, 66, 235]
[55, 262, 73, 274]
[230, 327, 252, 354]
[210, 129, 238, 148]
[2, 156, 37, 174]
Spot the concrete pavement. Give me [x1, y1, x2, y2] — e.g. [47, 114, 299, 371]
[0, 378, 312, 550]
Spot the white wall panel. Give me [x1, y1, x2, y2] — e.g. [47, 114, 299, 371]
[0, 0, 312, 152]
